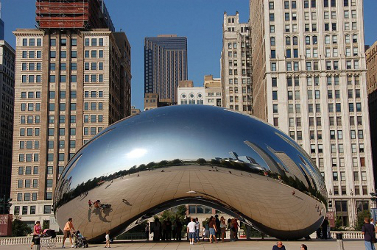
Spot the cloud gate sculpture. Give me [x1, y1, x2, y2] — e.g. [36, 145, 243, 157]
[54, 105, 327, 242]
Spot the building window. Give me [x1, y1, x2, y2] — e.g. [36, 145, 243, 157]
[44, 205, 52, 214]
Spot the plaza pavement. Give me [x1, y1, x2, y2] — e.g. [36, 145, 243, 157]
[1, 239, 367, 250]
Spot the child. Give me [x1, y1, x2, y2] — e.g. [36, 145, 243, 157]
[105, 230, 110, 248]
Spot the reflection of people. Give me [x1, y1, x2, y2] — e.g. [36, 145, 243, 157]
[187, 218, 196, 245]
[272, 241, 286, 250]
[362, 217, 376, 250]
[62, 218, 75, 248]
[93, 200, 101, 208]
[31, 221, 41, 249]
[105, 230, 110, 248]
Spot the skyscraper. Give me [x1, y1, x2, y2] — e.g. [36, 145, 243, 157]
[144, 35, 188, 107]
[366, 41, 377, 190]
[221, 12, 252, 114]
[0, 40, 15, 211]
[0, 1, 4, 40]
[11, 0, 131, 229]
[250, 0, 374, 227]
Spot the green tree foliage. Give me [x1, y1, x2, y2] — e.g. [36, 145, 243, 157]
[356, 210, 371, 231]
[42, 220, 50, 230]
[12, 218, 32, 236]
[196, 158, 207, 165]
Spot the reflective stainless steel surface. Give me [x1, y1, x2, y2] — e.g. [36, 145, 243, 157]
[54, 105, 327, 241]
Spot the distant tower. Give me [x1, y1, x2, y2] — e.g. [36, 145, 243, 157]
[0, 1, 4, 40]
[144, 35, 188, 106]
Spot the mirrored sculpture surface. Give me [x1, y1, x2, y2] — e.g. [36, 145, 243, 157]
[54, 105, 327, 241]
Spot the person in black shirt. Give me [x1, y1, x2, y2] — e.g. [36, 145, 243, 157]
[272, 241, 286, 250]
[362, 217, 376, 250]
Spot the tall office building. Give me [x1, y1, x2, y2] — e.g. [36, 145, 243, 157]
[144, 35, 187, 107]
[221, 12, 252, 114]
[0, 40, 15, 210]
[0, 1, 4, 40]
[366, 41, 377, 190]
[250, 0, 374, 227]
[10, 0, 131, 229]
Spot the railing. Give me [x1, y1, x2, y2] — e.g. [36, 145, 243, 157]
[330, 231, 364, 239]
[0, 235, 64, 245]
[0, 231, 365, 245]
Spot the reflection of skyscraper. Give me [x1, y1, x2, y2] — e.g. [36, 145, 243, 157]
[270, 149, 311, 189]
[244, 141, 285, 175]
[229, 151, 239, 160]
[144, 35, 188, 107]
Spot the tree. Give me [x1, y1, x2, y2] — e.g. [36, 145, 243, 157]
[42, 220, 50, 230]
[12, 218, 32, 236]
[356, 210, 370, 231]
[197, 158, 207, 165]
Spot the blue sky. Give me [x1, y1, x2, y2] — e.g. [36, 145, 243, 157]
[2, 0, 377, 110]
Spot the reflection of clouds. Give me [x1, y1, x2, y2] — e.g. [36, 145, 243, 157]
[126, 148, 147, 159]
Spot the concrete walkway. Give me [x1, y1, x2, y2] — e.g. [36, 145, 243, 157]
[1, 239, 368, 250]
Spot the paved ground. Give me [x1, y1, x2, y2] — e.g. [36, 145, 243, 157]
[1, 239, 368, 250]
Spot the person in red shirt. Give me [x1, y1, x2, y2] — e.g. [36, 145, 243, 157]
[31, 221, 41, 249]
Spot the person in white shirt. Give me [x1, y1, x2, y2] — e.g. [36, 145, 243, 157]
[187, 218, 196, 245]
[105, 230, 110, 248]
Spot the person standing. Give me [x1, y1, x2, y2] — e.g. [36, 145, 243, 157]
[215, 215, 221, 240]
[153, 218, 161, 241]
[321, 217, 329, 239]
[62, 218, 75, 248]
[161, 219, 167, 241]
[105, 230, 111, 248]
[187, 218, 196, 245]
[232, 218, 239, 240]
[31, 221, 42, 249]
[272, 241, 286, 250]
[166, 218, 172, 241]
[145, 223, 150, 241]
[300, 244, 308, 250]
[194, 218, 200, 243]
[362, 217, 376, 250]
[228, 218, 234, 241]
[175, 218, 182, 241]
[220, 216, 227, 242]
[208, 216, 217, 243]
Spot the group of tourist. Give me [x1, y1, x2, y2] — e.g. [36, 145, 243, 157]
[150, 217, 183, 241]
[186, 215, 240, 245]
